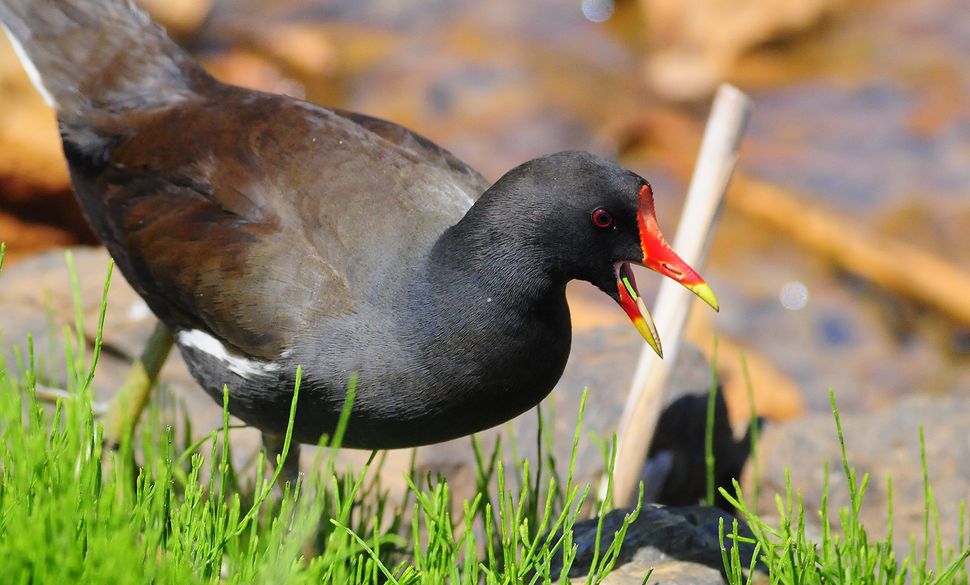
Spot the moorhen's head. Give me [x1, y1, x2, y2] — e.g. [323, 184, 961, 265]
[483, 151, 719, 356]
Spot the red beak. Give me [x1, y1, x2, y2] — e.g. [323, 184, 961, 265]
[614, 183, 719, 357]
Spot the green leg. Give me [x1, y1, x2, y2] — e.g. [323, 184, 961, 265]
[103, 320, 174, 449]
[262, 431, 302, 487]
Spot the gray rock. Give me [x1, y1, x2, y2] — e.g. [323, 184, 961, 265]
[611, 562, 725, 585]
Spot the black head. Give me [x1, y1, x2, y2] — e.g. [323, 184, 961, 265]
[472, 151, 719, 356]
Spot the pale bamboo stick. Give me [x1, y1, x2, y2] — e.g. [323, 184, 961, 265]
[609, 84, 752, 508]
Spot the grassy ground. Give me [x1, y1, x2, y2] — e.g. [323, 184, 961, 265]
[720, 389, 970, 585]
[1, 243, 969, 584]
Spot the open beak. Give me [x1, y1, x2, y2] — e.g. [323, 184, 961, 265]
[614, 183, 719, 358]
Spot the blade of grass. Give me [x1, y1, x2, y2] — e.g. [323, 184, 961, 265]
[705, 335, 719, 506]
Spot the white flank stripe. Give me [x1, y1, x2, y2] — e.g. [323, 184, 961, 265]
[0, 24, 57, 108]
[176, 329, 280, 379]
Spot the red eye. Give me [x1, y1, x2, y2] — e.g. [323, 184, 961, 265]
[591, 207, 614, 229]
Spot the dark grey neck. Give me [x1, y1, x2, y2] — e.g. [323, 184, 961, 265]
[389, 193, 573, 436]
[415, 199, 572, 352]
[429, 211, 554, 304]
[427, 178, 576, 300]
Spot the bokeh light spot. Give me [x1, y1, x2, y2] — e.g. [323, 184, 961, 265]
[779, 281, 809, 311]
[581, 0, 614, 23]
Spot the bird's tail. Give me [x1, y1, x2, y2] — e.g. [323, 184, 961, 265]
[0, 0, 207, 122]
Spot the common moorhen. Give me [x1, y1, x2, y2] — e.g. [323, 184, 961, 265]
[0, 0, 718, 449]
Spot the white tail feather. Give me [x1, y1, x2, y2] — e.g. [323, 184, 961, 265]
[1, 22, 56, 107]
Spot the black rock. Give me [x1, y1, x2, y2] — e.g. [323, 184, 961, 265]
[551, 505, 763, 584]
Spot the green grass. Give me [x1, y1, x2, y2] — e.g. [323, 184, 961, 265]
[2, 244, 970, 584]
[718, 388, 970, 584]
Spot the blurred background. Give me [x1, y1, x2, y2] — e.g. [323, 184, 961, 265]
[1, 0, 969, 540]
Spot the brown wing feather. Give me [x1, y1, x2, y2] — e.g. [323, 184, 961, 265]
[65, 86, 486, 359]
[333, 109, 488, 196]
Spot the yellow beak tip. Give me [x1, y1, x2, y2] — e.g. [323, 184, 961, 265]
[691, 283, 719, 312]
[643, 331, 664, 359]
[634, 317, 664, 359]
